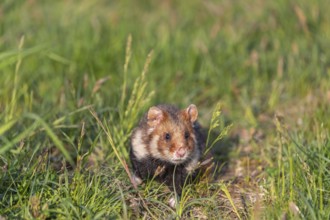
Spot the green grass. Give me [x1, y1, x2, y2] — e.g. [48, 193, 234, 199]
[1, 0, 330, 219]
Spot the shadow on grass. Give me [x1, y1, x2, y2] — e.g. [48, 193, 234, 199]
[206, 128, 239, 180]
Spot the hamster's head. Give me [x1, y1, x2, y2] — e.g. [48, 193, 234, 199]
[146, 104, 199, 164]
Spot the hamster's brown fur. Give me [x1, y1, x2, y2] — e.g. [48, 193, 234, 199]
[129, 104, 206, 206]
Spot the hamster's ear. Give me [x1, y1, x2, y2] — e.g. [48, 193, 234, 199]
[185, 104, 198, 123]
[147, 106, 163, 127]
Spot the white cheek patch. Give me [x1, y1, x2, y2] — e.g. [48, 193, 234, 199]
[149, 135, 163, 159]
[131, 130, 148, 160]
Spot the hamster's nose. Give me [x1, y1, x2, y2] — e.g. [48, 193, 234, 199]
[176, 147, 186, 158]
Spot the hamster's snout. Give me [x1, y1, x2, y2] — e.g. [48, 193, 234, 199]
[175, 147, 186, 158]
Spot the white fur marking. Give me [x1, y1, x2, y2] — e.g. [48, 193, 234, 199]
[131, 130, 148, 160]
[149, 135, 162, 159]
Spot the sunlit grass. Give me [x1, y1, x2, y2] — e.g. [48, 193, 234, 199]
[1, 0, 330, 219]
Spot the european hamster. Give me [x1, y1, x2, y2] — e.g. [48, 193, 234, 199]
[129, 104, 206, 207]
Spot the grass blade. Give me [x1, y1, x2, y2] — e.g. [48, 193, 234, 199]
[24, 113, 74, 166]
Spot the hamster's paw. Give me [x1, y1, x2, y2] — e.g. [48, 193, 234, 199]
[169, 196, 176, 208]
[132, 174, 142, 186]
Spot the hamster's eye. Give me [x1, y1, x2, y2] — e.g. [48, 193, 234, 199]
[184, 131, 190, 139]
[165, 133, 171, 141]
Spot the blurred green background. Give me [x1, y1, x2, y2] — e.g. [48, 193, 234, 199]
[2, 0, 329, 116]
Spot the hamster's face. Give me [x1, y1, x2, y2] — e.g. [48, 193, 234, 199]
[151, 119, 196, 164]
[146, 105, 198, 164]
